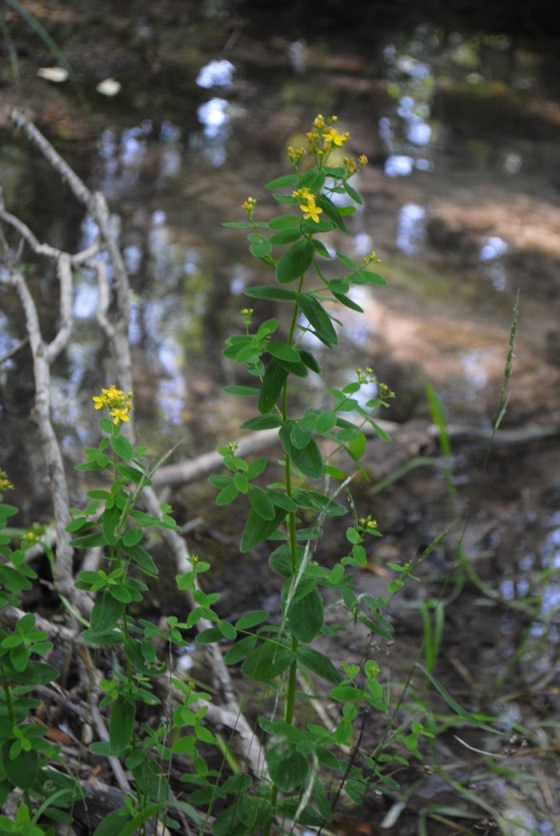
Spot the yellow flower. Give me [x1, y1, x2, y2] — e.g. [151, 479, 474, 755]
[359, 154, 368, 166]
[300, 198, 323, 223]
[110, 408, 130, 425]
[292, 188, 323, 223]
[324, 127, 349, 147]
[0, 470, 13, 491]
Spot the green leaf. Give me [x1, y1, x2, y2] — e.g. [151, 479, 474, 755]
[301, 217, 336, 234]
[290, 421, 312, 450]
[217, 620, 237, 640]
[243, 286, 297, 301]
[315, 411, 337, 433]
[344, 181, 363, 204]
[347, 430, 366, 461]
[267, 490, 298, 513]
[0, 743, 39, 789]
[272, 356, 309, 378]
[196, 627, 223, 644]
[109, 584, 132, 604]
[269, 229, 303, 245]
[266, 341, 301, 362]
[123, 527, 142, 547]
[247, 457, 267, 479]
[216, 484, 239, 506]
[258, 360, 288, 414]
[248, 484, 276, 521]
[110, 434, 133, 461]
[336, 251, 360, 271]
[223, 385, 260, 396]
[233, 473, 248, 493]
[279, 424, 324, 480]
[122, 544, 158, 575]
[354, 269, 387, 286]
[69, 531, 107, 549]
[269, 544, 295, 577]
[223, 635, 258, 665]
[81, 628, 124, 646]
[296, 294, 338, 347]
[110, 697, 135, 755]
[248, 233, 272, 258]
[90, 592, 125, 633]
[9, 659, 60, 686]
[240, 507, 287, 553]
[313, 239, 332, 258]
[265, 174, 299, 190]
[329, 684, 363, 701]
[268, 215, 301, 229]
[316, 194, 346, 231]
[235, 610, 270, 630]
[267, 748, 309, 793]
[287, 588, 324, 642]
[297, 168, 326, 193]
[298, 349, 321, 374]
[116, 463, 147, 484]
[297, 647, 343, 684]
[241, 642, 294, 684]
[276, 239, 315, 284]
[332, 291, 364, 312]
[92, 807, 134, 836]
[292, 488, 346, 517]
[370, 420, 392, 441]
[98, 417, 115, 434]
[223, 220, 260, 228]
[240, 415, 282, 430]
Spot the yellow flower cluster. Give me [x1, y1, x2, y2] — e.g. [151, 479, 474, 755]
[241, 197, 257, 216]
[342, 154, 369, 177]
[362, 251, 381, 266]
[22, 529, 41, 546]
[292, 187, 323, 223]
[288, 145, 306, 164]
[0, 469, 13, 491]
[306, 114, 350, 159]
[93, 385, 133, 425]
[359, 515, 378, 533]
[240, 307, 254, 327]
[356, 366, 375, 385]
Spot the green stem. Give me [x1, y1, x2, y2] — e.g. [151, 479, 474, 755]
[267, 286, 308, 830]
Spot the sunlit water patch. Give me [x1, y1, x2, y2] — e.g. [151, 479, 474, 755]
[396, 203, 427, 255]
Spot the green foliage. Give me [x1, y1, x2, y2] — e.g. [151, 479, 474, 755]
[0, 115, 500, 834]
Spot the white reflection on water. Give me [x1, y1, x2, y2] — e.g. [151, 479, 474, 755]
[480, 236, 508, 291]
[353, 232, 374, 257]
[196, 59, 235, 89]
[158, 337, 186, 425]
[396, 203, 426, 255]
[73, 283, 98, 319]
[193, 98, 231, 166]
[384, 154, 414, 177]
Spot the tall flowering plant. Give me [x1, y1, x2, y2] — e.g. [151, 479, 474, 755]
[207, 115, 406, 833]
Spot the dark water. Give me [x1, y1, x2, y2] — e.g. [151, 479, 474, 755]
[1, 3, 560, 831]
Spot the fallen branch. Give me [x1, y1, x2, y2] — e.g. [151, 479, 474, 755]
[150, 418, 560, 489]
